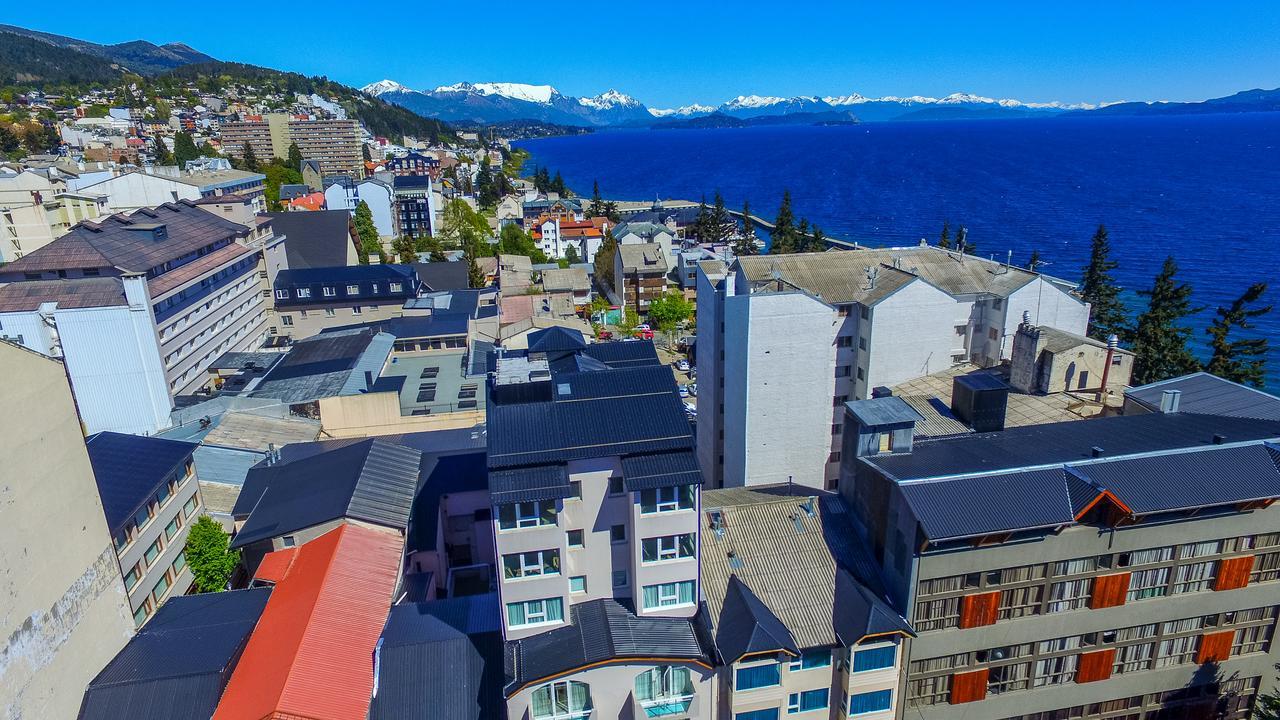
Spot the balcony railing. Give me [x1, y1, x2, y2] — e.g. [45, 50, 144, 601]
[632, 692, 698, 718]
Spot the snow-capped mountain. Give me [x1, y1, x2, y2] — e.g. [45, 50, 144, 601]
[363, 79, 1107, 127]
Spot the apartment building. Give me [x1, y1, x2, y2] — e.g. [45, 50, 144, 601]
[386, 151, 440, 177]
[0, 201, 275, 425]
[615, 242, 669, 313]
[393, 174, 437, 238]
[0, 169, 106, 261]
[272, 264, 418, 339]
[0, 342, 133, 720]
[80, 162, 266, 214]
[839, 397, 1280, 720]
[700, 485, 914, 720]
[696, 246, 1089, 490]
[486, 330, 710, 718]
[223, 115, 363, 177]
[85, 432, 204, 626]
[218, 114, 283, 164]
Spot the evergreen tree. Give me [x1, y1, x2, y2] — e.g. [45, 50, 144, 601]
[796, 218, 811, 253]
[551, 170, 567, 196]
[476, 158, 498, 208]
[392, 235, 418, 264]
[173, 131, 200, 166]
[362, 143, 372, 162]
[1255, 664, 1280, 720]
[353, 201, 380, 265]
[1206, 282, 1271, 387]
[733, 200, 758, 257]
[564, 245, 580, 264]
[424, 235, 449, 262]
[1079, 225, 1128, 341]
[810, 225, 826, 250]
[709, 191, 732, 244]
[0, 124, 20, 156]
[241, 142, 258, 171]
[534, 166, 551, 192]
[588, 180, 604, 217]
[464, 236, 486, 288]
[1129, 256, 1203, 385]
[595, 227, 618, 290]
[287, 141, 303, 171]
[1027, 248, 1042, 272]
[151, 135, 172, 165]
[692, 195, 710, 241]
[771, 190, 796, 254]
[955, 226, 976, 254]
[938, 220, 952, 249]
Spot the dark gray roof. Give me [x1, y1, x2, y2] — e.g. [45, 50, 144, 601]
[78, 589, 270, 720]
[85, 432, 197, 531]
[249, 328, 392, 404]
[716, 575, 798, 662]
[846, 396, 926, 428]
[370, 595, 503, 720]
[621, 450, 703, 491]
[489, 464, 573, 505]
[0, 277, 127, 312]
[279, 184, 311, 200]
[266, 210, 355, 269]
[526, 326, 587, 353]
[322, 313, 469, 339]
[230, 438, 421, 548]
[413, 261, 470, 292]
[1071, 443, 1280, 515]
[1126, 372, 1280, 421]
[898, 468, 1078, 541]
[865, 412, 1280, 481]
[273, 264, 417, 308]
[505, 599, 707, 694]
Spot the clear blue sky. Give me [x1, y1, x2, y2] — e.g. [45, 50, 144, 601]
[7, 1, 1279, 107]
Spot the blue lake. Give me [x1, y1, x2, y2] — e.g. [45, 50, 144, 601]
[518, 114, 1280, 390]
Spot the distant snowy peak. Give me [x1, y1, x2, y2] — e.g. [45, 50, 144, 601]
[722, 95, 789, 109]
[362, 79, 413, 96]
[578, 89, 643, 110]
[824, 93, 871, 105]
[435, 82, 560, 104]
[648, 103, 716, 117]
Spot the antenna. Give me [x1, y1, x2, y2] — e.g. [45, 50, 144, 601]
[865, 266, 878, 290]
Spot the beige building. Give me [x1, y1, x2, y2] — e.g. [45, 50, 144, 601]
[1009, 321, 1134, 396]
[615, 242, 669, 313]
[0, 170, 105, 262]
[222, 115, 363, 177]
[0, 342, 134, 720]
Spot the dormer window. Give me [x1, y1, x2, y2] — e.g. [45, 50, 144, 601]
[346, 284, 360, 294]
[322, 287, 336, 297]
[274, 290, 289, 300]
[390, 282, 403, 292]
[296, 288, 311, 298]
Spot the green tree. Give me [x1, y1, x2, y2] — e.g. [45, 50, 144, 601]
[733, 200, 758, 257]
[476, 158, 499, 208]
[551, 170, 567, 196]
[464, 236, 486, 288]
[595, 227, 618, 291]
[185, 515, 240, 593]
[1205, 282, 1271, 387]
[392, 235, 418, 264]
[588, 180, 604, 217]
[1027, 248, 1042, 272]
[796, 218, 811, 253]
[646, 290, 693, 331]
[495, 223, 547, 264]
[1255, 664, 1280, 720]
[173, 131, 200, 166]
[353, 201, 381, 265]
[0, 124, 20, 156]
[617, 307, 639, 334]
[810, 225, 826, 250]
[1079, 225, 1128, 341]
[23, 124, 60, 154]
[771, 190, 796, 254]
[1129, 256, 1202, 385]
[287, 141, 303, 171]
[955, 226, 976, 254]
[362, 143, 372, 162]
[151, 135, 172, 165]
[691, 195, 710, 241]
[708, 191, 732, 244]
[564, 244, 580, 264]
[938, 220, 952, 249]
[241, 142, 258, 171]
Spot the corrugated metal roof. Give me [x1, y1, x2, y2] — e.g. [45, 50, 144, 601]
[79, 589, 270, 720]
[1074, 442, 1280, 514]
[0, 277, 127, 312]
[489, 464, 572, 505]
[213, 524, 403, 720]
[898, 468, 1078, 541]
[249, 328, 389, 404]
[505, 599, 707, 694]
[193, 445, 265, 485]
[715, 576, 798, 661]
[621, 450, 703, 491]
[1126, 372, 1280, 421]
[254, 547, 297, 584]
[86, 432, 197, 531]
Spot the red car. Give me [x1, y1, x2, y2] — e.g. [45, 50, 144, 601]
[634, 328, 654, 340]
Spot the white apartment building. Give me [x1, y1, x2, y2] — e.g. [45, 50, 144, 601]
[0, 169, 106, 261]
[696, 246, 1089, 490]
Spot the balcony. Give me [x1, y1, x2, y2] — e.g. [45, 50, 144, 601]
[632, 691, 698, 718]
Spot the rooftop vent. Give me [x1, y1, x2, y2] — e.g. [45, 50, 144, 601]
[800, 498, 816, 518]
[727, 549, 743, 570]
[1159, 389, 1182, 414]
[1213, 434, 1227, 445]
[708, 509, 725, 538]
[1091, 446, 1105, 458]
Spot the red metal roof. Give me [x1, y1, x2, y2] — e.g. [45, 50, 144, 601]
[252, 546, 297, 584]
[213, 524, 403, 720]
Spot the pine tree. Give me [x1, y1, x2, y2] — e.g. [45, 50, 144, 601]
[1079, 225, 1128, 341]
[564, 245, 580, 264]
[464, 236, 486, 288]
[1027, 249, 1042, 272]
[709, 191, 732, 244]
[392, 235, 418, 264]
[692, 195, 710, 241]
[733, 200, 758, 257]
[1255, 664, 1280, 720]
[938, 221, 952, 249]
[811, 225, 826, 250]
[476, 158, 498, 208]
[362, 144, 372, 162]
[956, 226, 976, 254]
[1129, 256, 1203, 385]
[772, 190, 796, 254]
[241, 142, 258, 171]
[589, 180, 604, 217]
[152, 135, 172, 165]
[796, 218, 811, 253]
[551, 170, 567, 196]
[172, 131, 200, 166]
[595, 227, 618, 290]
[425, 235, 448, 262]
[353, 201, 380, 265]
[287, 141, 303, 171]
[1206, 282, 1271, 387]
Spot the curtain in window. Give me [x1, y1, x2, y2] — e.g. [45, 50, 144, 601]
[678, 581, 695, 605]
[669, 667, 692, 695]
[545, 598, 564, 622]
[507, 602, 526, 626]
[643, 584, 659, 609]
[1126, 568, 1170, 601]
[1128, 547, 1174, 566]
[567, 681, 590, 712]
[532, 686, 552, 717]
[1172, 561, 1215, 593]
[679, 534, 696, 557]
[635, 669, 658, 701]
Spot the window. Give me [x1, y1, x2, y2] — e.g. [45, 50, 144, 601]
[390, 282, 403, 292]
[1046, 579, 1090, 612]
[183, 496, 198, 518]
[171, 551, 187, 575]
[322, 286, 336, 297]
[569, 576, 586, 593]
[635, 666, 693, 709]
[133, 604, 150, 627]
[144, 540, 161, 566]
[279, 535, 296, 548]
[737, 711, 778, 720]
[352, 306, 363, 315]
[123, 563, 141, 591]
[608, 475, 625, 496]
[502, 549, 561, 580]
[642, 580, 695, 610]
[612, 570, 627, 588]
[134, 504, 153, 531]
[274, 289, 289, 300]
[567, 529, 584, 548]
[837, 336, 853, 348]
[640, 485, 694, 514]
[836, 365, 851, 377]
[852, 645, 896, 672]
[642, 534, 696, 563]
[152, 574, 170, 602]
[346, 284, 360, 294]
[734, 662, 780, 690]
[1127, 567, 1171, 601]
[992, 298, 1004, 310]
[164, 517, 180, 540]
[281, 315, 294, 326]
[530, 679, 592, 720]
[789, 649, 832, 671]
[568, 481, 581, 500]
[498, 500, 556, 530]
[859, 337, 868, 350]
[296, 288, 311, 298]
[506, 597, 564, 628]
[611, 524, 627, 543]
[788, 688, 829, 714]
[155, 483, 172, 506]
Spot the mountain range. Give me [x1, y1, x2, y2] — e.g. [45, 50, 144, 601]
[363, 79, 1280, 128]
[0, 24, 215, 76]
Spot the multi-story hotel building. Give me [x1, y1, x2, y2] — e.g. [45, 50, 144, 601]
[222, 115, 363, 177]
[839, 394, 1280, 720]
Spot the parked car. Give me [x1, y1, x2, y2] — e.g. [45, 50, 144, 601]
[674, 359, 690, 372]
[683, 402, 697, 417]
[598, 330, 614, 340]
[634, 328, 654, 340]
[676, 335, 696, 352]
[688, 383, 697, 396]
[678, 384, 690, 398]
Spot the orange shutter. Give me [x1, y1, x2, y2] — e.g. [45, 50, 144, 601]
[1075, 649, 1116, 683]
[959, 591, 1001, 629]
[1089, 572, 1131, 609]
[949, 668, 989, 704]
[1214, 556, 1254, 591]
[1196, 630, 1234, 665]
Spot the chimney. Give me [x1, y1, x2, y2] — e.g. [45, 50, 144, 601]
[1159, 389, 1182, 414]
[266, 442, 276, 465]
[1212, 434, 1226, 445]
[1091, 446, 1105, 458]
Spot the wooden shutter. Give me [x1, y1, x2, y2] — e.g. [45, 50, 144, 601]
[949, 668, 989, 704]
[1214, 556, 1254, 591]
[1195, 630, 1234, 665]
[1075, 649, 1116, 683]
[1089, 572, 1131, 609]
[959, 591, 1000, 629]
